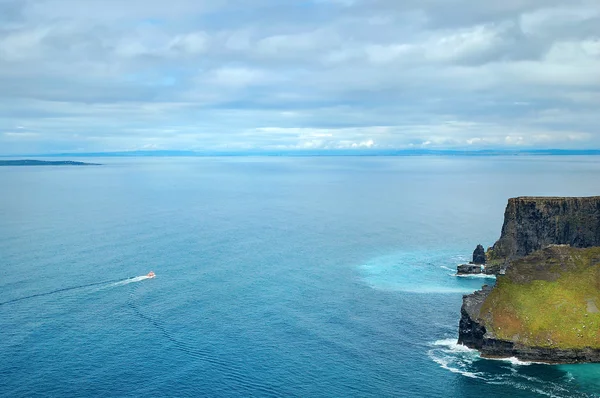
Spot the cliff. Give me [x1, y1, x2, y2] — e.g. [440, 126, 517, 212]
[488, 196, 600, 262]
[459, 245, 600, 363]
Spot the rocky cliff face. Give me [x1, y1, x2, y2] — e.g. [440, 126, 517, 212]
[489, 196, 600, 261]
[458, 285, 491, 348]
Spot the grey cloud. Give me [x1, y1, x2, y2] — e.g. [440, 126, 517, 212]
[361, 0, 592, 27]
[0, 0, 599, 153]
[0, 0, 27, 24]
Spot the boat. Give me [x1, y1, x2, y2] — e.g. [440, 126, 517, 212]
[147, 271, 156, 278]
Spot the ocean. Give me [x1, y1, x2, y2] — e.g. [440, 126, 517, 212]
[1, 156, 599, 397]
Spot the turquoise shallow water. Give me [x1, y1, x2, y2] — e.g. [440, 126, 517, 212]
[0, 156, 599, 397]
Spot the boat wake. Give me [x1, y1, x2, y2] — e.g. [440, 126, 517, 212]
[109, 275, 152, 287]
[126, 284, 283, 397]
[0, 274, 154, 306]
[428, 339, 595, 397]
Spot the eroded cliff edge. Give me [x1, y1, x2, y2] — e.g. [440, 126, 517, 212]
[488, 196, 600, 263]
[458, 196, 600, 363]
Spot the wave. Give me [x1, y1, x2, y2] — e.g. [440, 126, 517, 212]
[428, 338, 595, 398]
[431, 338, 476, 353]
[394, 286, 481, 294]
[427, 339, 483, 379]
[454, 273, 497, 279]
[485, 356, 552, 366]
[0, 275, 152, 306]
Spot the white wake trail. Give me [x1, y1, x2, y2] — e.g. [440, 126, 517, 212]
[111, 275, 151, 287]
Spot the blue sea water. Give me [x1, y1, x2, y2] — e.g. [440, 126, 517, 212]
[1, 156, 599, 397]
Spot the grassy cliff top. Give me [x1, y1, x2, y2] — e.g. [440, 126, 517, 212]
[481, 245, 600, 349]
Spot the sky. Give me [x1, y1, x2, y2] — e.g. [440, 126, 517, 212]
[1, 0, 599, 154]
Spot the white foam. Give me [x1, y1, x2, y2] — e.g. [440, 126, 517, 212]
[391, 286, 477, 294]
[111, 275, 150, 287]
[454, 273, 497, 279]
[431, 339, 476, 352]
[428, 339, 484, 379]
[430, 340, 575, 397]
[433, 340, 546, 367]
[500, 357, 533, 366]
[528, 388, 562, 398]
[487, 356, 550, 366]
[429, 354, 482, 379]
[360, 252, 499, 294]
[488, 380, 565, 398]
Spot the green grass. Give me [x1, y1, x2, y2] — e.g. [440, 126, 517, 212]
[481, 246, 600, 349]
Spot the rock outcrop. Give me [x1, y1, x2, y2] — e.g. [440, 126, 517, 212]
[456, 244, 488, 275]
[488, 196, 600, 262]
[457, 263, 482, 275]
[472, 244, 486, 265]
[458, 285, 492, 348]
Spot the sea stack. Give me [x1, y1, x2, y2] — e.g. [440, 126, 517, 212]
[472, 244, 486, 265]
[456, 244, 486, 275]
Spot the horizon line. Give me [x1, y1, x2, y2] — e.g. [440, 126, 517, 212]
[3, 148, 600, 158]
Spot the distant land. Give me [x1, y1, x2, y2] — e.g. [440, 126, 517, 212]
[0, 160, 101, 166]
[2, 149, 600, 158]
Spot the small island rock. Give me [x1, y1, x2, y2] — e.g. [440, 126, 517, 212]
[457, 263, 482, 275]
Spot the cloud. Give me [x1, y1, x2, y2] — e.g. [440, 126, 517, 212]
[206, 67, 268, 88]
[3, 131, 39, 138]
[0, 0, 599, 154]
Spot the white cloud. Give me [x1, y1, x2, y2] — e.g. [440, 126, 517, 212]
[199, 67, 269, 89]
[1, 0, 600, 154]
[0, 27, 50, 61]
[256, 28, 340, 59]
[424, 24, 506, 62]
[168, 32, 210, 55]
[519, 5, 600, 37]
[365, 44, 413, 64]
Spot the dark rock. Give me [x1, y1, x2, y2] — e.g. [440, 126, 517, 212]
[489, 196, 600, 262]
[459, 302, 600, 363]
[458, 285, 492, 348]
[482, 262, 504, 275]
[480, 342, 600, 363]
[472, 244, 486, 264]
[457, 264, 482, 275]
